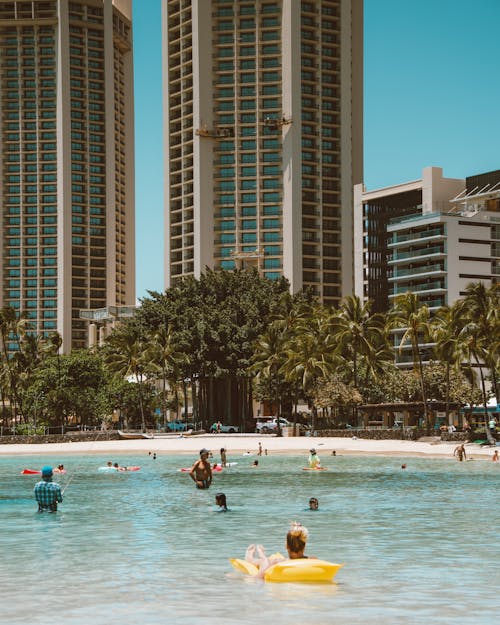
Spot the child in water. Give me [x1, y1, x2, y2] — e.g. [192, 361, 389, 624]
[215, 492, 228, 511]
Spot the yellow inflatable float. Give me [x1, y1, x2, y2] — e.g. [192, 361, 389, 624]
[230, 557, 343, 583]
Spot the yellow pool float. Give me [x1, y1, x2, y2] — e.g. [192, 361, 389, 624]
[230, 557, 343, 583]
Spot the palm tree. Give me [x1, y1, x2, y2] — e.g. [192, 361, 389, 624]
[391, 292, 431, 432]
[330, 295, 387, 389]
[432, 301, 468, 423]
[251, 321, 289, 436]
[144, 324, 188, 427]
[104, 324, 149, 431]
[0, 306, 30, 424]
[281, 306, 336, 432]
[459, 282, 499, 444]
[463, 282, 499, 401]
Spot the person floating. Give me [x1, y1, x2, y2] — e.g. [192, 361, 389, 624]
[453, 444, 467, 462]
[245, 522, 313, 578]
[34, 466, 63, 513]
[215, 492, 228, 511]
[308, 497, 319, 511]
[189, 448, 213, 489]
[308, 448, 321, 469]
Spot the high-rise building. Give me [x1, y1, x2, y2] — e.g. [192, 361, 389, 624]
[0, 0, 135, 352]
[162, 0, 363, 305]
[354, 166, 500, 364]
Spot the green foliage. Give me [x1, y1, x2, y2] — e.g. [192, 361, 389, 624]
[24, 350, 110, 427]
[311, 373, 362, 409]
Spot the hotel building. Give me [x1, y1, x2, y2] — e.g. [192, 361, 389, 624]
[162, 0, 363, 305]
[0, 0, 135, 352]
[354, 166, 500, 364]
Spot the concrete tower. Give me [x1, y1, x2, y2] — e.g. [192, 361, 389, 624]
[163, 0, 363, 305]
[0, 0, 135, 351]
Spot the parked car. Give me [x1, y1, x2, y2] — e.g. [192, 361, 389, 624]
[255, 417, 292, 433]
[209, 423, 240, 434]
[166, 420, 192, 432]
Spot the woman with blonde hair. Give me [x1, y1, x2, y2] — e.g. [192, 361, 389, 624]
[245, 522, 313, 577]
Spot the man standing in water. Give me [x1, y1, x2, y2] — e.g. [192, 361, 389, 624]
[34, 466, 63, 512]
[453, 444, 467, 462]
[189, 448, 213, 489]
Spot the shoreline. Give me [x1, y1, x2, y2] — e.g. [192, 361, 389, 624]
[0, 434, 496, 460]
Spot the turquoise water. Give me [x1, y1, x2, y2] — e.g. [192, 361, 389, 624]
[1, 452, 498, 625]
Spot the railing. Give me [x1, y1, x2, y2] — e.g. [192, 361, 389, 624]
[391, 263, 445, 278]
[390, 228, 444, 244]
[390, 245, 444, 261]
[391, 280, 445, 294]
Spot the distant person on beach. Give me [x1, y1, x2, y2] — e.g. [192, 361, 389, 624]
[453, 444, 467, 462]
[220, 448, 227, 467]
[258, 442, 263, 456]
[215, 492, 228, 511]
[489, 417, 497, 439]
[34, 466, 63, 513]
[308, 449, 321, 469]
[189, 448, 213, 489]
[309, 497, 319, 511]
[492, 450, 499, 463]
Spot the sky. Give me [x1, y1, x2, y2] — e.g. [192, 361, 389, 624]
[132, 0, 500, 300]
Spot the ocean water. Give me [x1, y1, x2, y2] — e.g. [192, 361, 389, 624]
[0, 452, 498, 625]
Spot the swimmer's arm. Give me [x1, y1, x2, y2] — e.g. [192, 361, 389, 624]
[189, 460, 200, 481]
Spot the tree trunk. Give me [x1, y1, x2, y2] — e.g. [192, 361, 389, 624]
[474, 352, 495, 445]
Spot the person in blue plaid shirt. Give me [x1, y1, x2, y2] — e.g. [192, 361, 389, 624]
[34, 466, 63, 512]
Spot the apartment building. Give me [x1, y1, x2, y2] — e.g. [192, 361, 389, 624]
[162, 0, 363, 305]
[354, 166, 499, 363]
[0, 0, 135, 352]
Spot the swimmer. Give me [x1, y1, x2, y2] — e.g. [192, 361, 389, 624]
[54, 464, 65, 473]
[252, 460, 259, 467]
[331, 450, 336, 456]
[308, 448, 321, 469]
[189, 448, 213, 489]
[215, 492, 228, 511]
[220, 447, 227, 467]
[492, 450, 499, 463]
[401, 464, 407, 470]
[308, 497, 319, 511]
[453, 444, 467, 462]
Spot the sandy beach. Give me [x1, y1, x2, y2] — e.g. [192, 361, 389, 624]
[0, 433, 496, 459]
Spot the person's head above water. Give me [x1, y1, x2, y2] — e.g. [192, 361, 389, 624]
[286, 521, 309, 558]
[41, 465, 53, 480]
[200, 448, 210, 458]
[309, 497, 319, 510]
[215, 492, 227, 509]
[309, 448, 316, 455]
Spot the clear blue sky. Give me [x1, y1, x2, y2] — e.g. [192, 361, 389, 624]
[133, 0, 500, 300]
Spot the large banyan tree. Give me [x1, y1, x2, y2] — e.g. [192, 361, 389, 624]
[118, 269, 295, 431]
